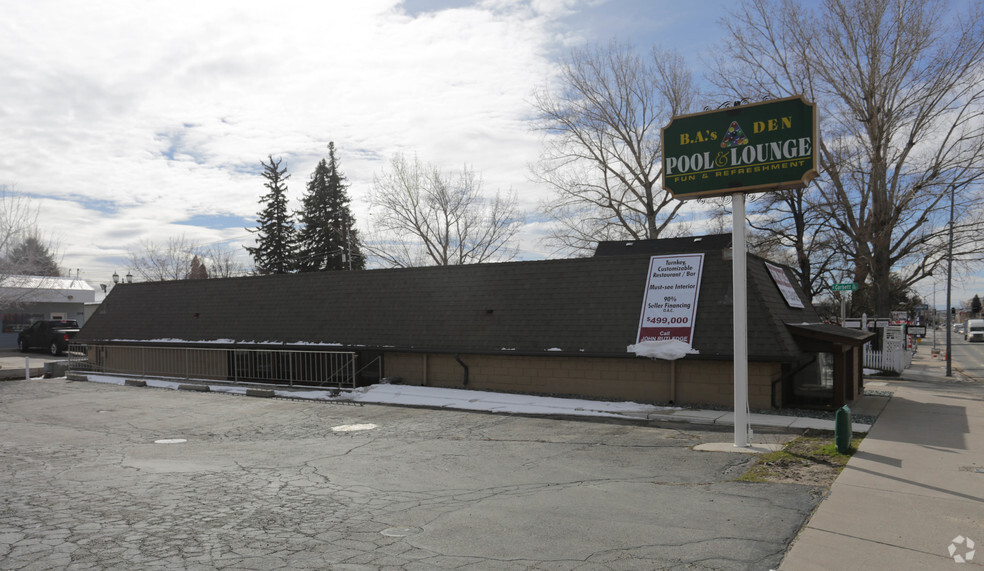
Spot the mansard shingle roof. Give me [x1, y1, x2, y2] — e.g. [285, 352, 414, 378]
[79, 235, 824, 361]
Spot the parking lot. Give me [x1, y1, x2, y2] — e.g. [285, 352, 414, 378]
[0, 378, 821, 570]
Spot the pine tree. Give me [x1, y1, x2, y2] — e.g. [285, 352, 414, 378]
[245, 155, 296, 274]
[3, 235, 60, 276]
[295, 142, 364, 271]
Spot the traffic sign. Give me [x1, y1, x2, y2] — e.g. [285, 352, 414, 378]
[831, 283, 858, 291]
[915, 304, 929, 310]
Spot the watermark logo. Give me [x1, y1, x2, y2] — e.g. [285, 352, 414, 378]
[948, 535, 975, 563]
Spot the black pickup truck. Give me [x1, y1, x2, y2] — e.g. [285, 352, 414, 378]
[17, 320, 80, 356]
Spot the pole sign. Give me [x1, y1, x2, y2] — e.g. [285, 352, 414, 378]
[832, 283, 858, 292]
[662, 96, 818, 199]
[637, 254, 705, 344]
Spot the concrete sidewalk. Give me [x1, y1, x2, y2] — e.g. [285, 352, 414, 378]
[0, 350, 60, 380]
[780, 352, 984, 569]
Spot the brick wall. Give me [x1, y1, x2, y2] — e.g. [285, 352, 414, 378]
[383, 352, 781, 408]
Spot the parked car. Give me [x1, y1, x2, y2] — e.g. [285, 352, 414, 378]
[17, 320, 80, 355]
[965, 319, 984, 342]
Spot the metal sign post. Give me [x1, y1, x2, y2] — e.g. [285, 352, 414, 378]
[733, 193, 749, 447]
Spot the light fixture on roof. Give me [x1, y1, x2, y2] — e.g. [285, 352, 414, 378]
[112, 271, 119, 284]
[126, 271, 133, 284]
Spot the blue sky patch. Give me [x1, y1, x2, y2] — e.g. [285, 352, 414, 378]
[176, 214, 252, 229]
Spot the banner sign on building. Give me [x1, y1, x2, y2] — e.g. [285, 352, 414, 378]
[662, 96, 818, 199]
[636, 254, 705, 344]
[764, 262, 805, 308]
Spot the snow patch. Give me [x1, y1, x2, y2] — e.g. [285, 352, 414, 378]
[82, 374, 680, 419]
[627, 340, 699, 361]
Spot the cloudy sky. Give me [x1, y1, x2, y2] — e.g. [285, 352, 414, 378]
[2, 0, 981, 305]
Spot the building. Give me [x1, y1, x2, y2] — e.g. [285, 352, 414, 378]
[75, 235, 872, 409]
[1, 275, 97, 349]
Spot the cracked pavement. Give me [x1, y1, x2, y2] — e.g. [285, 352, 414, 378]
[0, 379, 820, 570]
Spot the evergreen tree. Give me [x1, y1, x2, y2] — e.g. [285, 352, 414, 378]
[187, 255, 209, 279]
[972, 295, 982, 318]
[245, 155, 296, 274]
[3, 235, 60, 276]
[295, 142, 364, 271]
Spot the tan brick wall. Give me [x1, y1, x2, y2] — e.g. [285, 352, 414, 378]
[382, 352, 782, 408]
[673, 360, 780, 409]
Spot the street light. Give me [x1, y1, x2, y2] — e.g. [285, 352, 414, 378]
[112, 271, 134, 285]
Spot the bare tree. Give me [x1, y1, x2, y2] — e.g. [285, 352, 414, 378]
[198, 243, 247, 278]
[127, 236, 194, 281]
[365, 154, 521, 267]
[0, 187, 61, 307]
[707, 188, 839, 303]
[713, 0, 984, 315]
[127, 235, 246, 281]
[531, 41, 700, 255]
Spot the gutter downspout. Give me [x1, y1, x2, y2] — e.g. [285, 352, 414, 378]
[454, 354, 469, 386]
[669, 360, 676, 404]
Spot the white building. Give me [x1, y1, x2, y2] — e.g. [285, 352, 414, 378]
[1, 275, 97, 349]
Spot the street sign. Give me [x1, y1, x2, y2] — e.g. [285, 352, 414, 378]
[832, 283, 858, 291]
[662, 96, 818, 199]
[915, 304, 929, 310]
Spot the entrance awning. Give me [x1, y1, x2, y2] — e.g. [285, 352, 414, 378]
[785, 322, 875, 349]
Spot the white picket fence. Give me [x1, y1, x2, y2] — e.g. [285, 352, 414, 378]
[863, 342, 913, 374]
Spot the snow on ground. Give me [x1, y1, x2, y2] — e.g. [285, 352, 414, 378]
[84, 374, 680, 419]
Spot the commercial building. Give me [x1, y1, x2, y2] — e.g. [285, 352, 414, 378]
[75, 235, 871, 409]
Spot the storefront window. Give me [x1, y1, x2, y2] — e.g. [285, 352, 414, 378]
[2, 313, 43, 334]
[817, 352, 834, 388]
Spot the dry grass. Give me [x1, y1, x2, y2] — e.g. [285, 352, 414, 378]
[738, 429, 863, 486]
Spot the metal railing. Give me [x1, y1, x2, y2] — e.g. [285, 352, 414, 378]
[68, 343, 373, 388]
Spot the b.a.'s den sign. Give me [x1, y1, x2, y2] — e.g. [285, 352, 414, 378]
[662, 96, 818, 199]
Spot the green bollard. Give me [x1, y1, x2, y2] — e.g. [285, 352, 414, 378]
[834, 405, 852, 454]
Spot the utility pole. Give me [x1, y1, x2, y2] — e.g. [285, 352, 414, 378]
[945, 184, 954, 377]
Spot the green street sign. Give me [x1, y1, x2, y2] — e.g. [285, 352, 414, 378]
[662, 96, 818, 199]
[831, 283, 858, 292]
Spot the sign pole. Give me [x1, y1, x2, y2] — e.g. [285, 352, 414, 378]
[733, 192, 749, 447]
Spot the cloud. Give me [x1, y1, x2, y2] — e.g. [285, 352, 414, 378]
[1, 0, 584, 282]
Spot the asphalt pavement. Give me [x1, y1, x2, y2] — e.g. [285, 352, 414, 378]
[2, 374, 817, 570]
[2, 344, 982, 569]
